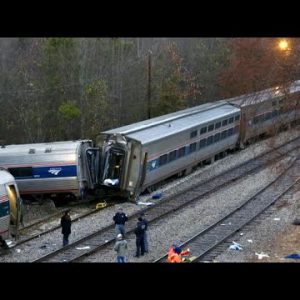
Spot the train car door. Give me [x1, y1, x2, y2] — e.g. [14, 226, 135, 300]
[86, 148, 100, 188]
[101, 147, 126, 188]
[6, 183, 21, 239]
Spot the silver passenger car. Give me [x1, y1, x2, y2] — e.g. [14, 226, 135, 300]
[0, 140, 98, 200]
[96, 101, 241, 200]
[0, 169, 21, 240]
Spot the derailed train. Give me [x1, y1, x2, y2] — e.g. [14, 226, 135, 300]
[0, 140, 99, 201]
[0, 169, 22, 241]
[0, 81, 299, 202]
[96, 81, 300, 200]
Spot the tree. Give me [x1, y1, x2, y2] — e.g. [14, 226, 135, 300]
[151, 41, 200, 117]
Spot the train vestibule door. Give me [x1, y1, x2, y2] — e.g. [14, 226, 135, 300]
[85, 148, 100, 188]
[6, 184, 21, 240]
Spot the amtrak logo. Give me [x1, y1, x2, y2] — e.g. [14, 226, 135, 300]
[48, 168, 62, 175]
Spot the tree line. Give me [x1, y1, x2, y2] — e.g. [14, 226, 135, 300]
[0, 37, 298, 144]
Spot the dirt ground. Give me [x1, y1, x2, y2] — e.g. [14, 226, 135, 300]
[248, 224, 300, 262]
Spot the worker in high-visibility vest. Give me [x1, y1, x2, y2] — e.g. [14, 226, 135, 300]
[167, 246, 190, 263]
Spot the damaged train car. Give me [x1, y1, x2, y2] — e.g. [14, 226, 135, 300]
[0, 140, 99, 202]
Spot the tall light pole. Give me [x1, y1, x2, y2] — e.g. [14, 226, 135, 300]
[147, 50, 152, 119]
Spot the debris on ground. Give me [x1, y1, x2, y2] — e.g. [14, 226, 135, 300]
[76, 246, 91, 250]
[229, 241, 243, 251]
[292, 218, 300, 225]
[137, 201, 154, 206]
[152, 192, 162, 199]
[255, 252, 269, 259]
[284, 253, 300, 259]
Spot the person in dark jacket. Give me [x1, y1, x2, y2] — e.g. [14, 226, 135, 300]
[61, 210, 71, 247]
[113, 207, 128, 238]
[140, 212, 149, 253]
[134, 217, 146, 258]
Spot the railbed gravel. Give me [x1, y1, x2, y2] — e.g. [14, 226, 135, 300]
[0, 128, 299, 262]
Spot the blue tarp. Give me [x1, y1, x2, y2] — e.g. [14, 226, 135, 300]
[285, 253, 300, 259]
[152, 192, 162, 199]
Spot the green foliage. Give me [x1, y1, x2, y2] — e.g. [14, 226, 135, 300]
[152, 41, 200, 116]
[58, 101, 81, 120]
[84, 79, 108, 98]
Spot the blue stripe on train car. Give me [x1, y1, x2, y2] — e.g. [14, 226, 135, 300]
[14, 165, 78, 179]
[0, 201, 9, 218]
[33, 165, 77, 178]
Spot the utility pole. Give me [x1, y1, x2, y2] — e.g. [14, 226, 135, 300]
[147, 50, 152, 119]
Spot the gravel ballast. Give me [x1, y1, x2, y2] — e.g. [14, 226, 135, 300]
[0, 128, 299, 262]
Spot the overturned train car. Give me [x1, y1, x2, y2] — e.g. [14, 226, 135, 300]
[0, 140, 99, 201]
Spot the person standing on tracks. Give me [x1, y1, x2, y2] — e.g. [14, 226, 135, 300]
[61, 209, 72, 247]
[134, 216, 146, 258]
[139, 212, 149, 253]
[113, 207, 128, 238]
[113, 233, 128, 263]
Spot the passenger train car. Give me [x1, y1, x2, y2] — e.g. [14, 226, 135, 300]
[96, 101, 241, 199]
[0, 140, 99, 201]
[0, 169, 21, 241]
[1, 82, 300, 203]
[96, 81, 300, 201]
[228, 80, 300, 147]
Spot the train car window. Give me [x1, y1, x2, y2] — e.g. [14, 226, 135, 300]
[169, 150, 177, 162]
[189, 142, 197, 153]
[222, 119, 228, 126]
[207, 136, 213, 145]
[227, 128, 234, 136]
[147, 159, 158, 172]
[178, 147, 186, 158]
[221, 130, 227, 140]
[208, 124, 214, 132]
[228, 117, 234, 124]
[234, 115, 240, 121]
[215, 122, 221, 129]
[8, 167, 33, 178]
[190, 130, 197, 139]
[214, 133, 220, 142]
[199, 139, 206, 149]
[159, 154, 168, 166]
[200, 127, 207, 135]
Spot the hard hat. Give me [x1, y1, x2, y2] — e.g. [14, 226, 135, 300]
[117, 234, 123, 239]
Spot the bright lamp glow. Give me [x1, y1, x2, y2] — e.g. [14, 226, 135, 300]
[279, 40, 289, 51]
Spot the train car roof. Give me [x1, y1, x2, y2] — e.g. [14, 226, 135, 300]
[102, 102, 240, 144]
[227, 80, 300, 107]
[0, 140, 92, 156]
[0, 169, 15, 184]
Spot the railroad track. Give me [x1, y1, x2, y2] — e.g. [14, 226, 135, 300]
[33, 137, 300, 262]
[154, 158, 300, 263]
[8, 200, 112, 249]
